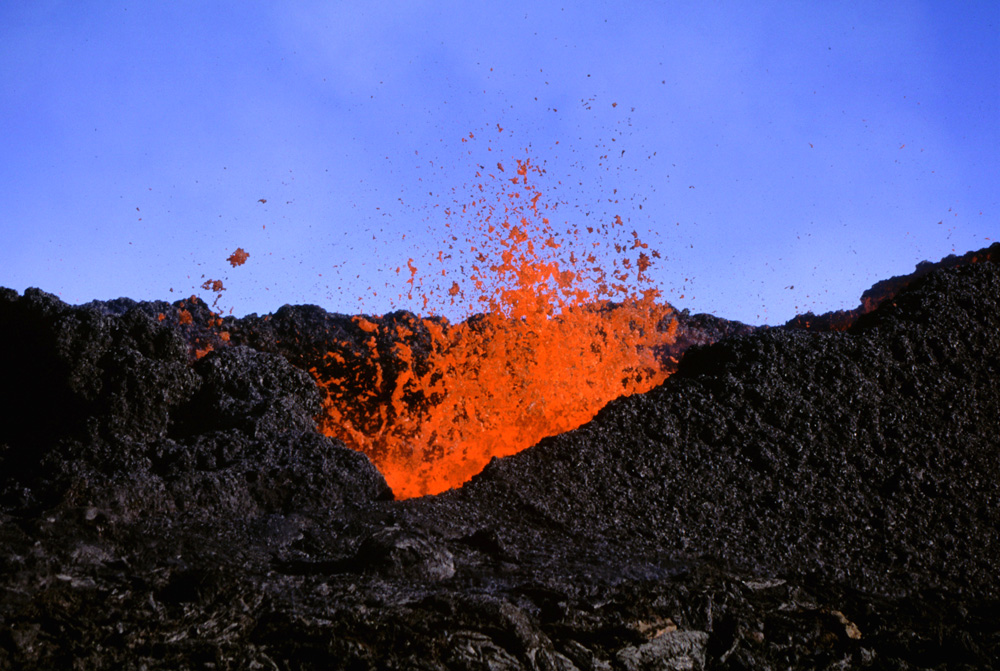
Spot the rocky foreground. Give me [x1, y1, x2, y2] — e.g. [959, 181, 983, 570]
[1, 244, 998, 670]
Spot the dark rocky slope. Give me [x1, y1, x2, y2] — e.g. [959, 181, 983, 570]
[0, 245, 998, 669]
[784, 243, 1000, 331]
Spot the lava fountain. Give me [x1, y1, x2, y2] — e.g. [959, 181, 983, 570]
[313, 142, 679, 498]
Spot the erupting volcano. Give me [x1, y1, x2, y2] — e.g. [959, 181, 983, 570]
[5, 2, 999, 664]
[3, 237, 999, 668]
[309, 143, 679, 497]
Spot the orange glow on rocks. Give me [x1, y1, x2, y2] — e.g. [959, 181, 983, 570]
[314, 137, 679, 498]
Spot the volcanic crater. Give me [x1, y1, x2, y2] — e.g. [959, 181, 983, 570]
[1, 242, 999, 669]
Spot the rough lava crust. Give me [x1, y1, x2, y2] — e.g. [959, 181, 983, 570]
[1, 243, 998, 669]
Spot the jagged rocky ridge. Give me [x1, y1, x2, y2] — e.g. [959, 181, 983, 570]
[0, 243, 998, 669]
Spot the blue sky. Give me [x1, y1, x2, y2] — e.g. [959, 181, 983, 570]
[2, 1, 997, 324]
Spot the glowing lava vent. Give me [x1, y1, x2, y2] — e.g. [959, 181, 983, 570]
[314, 151, 678, 498]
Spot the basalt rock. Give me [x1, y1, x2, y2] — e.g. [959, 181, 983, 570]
[0, 246, 998, 669]
[784, 241, 1000, 331]
[0, 289, 390, 521]
[456, 260, 1000, 598]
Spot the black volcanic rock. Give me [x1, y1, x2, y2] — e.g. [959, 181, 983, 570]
[181, 345, 322, 438]
[0, 289, 390, 522]
[455, 261, 1000, 598]
[784, 241, 1000, 331]
[1, 249, 999, 669]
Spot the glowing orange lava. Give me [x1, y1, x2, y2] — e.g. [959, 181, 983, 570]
[314, 140, 678, 498]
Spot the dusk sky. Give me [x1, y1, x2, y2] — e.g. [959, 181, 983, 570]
[3, 1, 997, 324]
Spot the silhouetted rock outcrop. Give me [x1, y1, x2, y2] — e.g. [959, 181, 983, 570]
[785, 241, 1000, 331]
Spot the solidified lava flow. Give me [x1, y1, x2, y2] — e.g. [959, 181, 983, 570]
[313, 138, 679, 498]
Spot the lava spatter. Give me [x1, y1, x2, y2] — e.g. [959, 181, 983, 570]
[314, 135, 679, 498]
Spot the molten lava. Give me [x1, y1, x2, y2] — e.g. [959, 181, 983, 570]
[314, 143, 679, 498]
[227, 247, 249, 267]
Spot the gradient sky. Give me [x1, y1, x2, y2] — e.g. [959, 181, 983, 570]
[2, 1, 997, 324]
